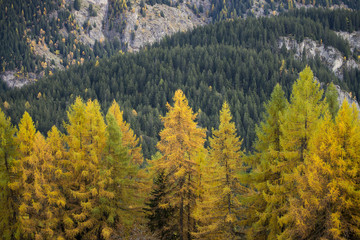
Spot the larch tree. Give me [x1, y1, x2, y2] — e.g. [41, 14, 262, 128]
[11, 112, 59, 239]
[10, 112, 36, 239]
[46, 126, 67, 239]
[288, 100, 360, 239]
[156, 89, 206, 240]
[107, 100, 143, 165]
[325, 82, 339, 119]
[96, 112, 141, 239]
[0, 108, 17, 240]
[63, 97, 107, 239]
[194, 101, 246, 239]
[247, 83, 288, 239]
[277, 66, 326, 239]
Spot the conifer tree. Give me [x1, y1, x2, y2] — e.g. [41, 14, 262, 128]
[108, 100, 143, 165]
[194, 101, 246, 239]
[11, 112, 60, 238]
[247, 84, 288, 239]
[0, 109, 17, 239]
[46, 126, 67, 239]
[325, 82, 339, 119]
[156, 89, 206, 240]
[9, 112, 36, 238]
[96, 112, 141, 239]
[63, 97, 107, 239]
[277, 66, 326, 239]
[289, 100, 360, 239]
[145, 169, 176, 240]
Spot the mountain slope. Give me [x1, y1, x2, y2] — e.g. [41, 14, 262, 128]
[1, 0, 359, 87]
[3, 9, 360, 157]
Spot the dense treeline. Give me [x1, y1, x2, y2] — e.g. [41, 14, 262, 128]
[0, 98, 148, 239]
[1, 0, 359, 77]
[1, 67, 360, 239]
[157, 11, 355, 57]
[0, 0, 124, 76]
[0, 44, 338, 158]
[4, 9, 360, 157]
[208, 0, 360, 21]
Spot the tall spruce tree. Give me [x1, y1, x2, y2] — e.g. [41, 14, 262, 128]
[145, 169, 176, 240]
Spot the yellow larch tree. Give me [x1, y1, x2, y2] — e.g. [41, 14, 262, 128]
[63, 97, 107, 239]
[0, 108, 17, 240]
[156, 89, 206, 240]
[96, 112, 143, 239]
[194, 101, 246, 239]
[247, 83, 288, 239]
[289, 100, 360, 239]
[46, 126, 67, 239]
[108, 100, 143, 165]
[11, 112, 60, 239]
[10, 112, 36, 239]
[277, 66, 326, 239]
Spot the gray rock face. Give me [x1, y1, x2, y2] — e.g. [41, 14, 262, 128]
[278, 36, 360, 79]
[278, 36, 360, 110]
[336, 31, 360, 52]
[1, 71, 38, 88]
[335, 84, 360, 111]
[72, 0, 108, 45]
[123, 2, 210, 52]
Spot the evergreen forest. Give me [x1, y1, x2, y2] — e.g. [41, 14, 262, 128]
[1, 4, 360, 240]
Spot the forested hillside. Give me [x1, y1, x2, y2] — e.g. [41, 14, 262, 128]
[0, 0, 125, 84]
[1, 0, 360, 87]
[1, 9, 360, 158]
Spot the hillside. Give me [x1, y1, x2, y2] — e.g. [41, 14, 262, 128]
[2, 9, 360, 158]
[1, 0, 359, 87]
[2, 4, 360, 240]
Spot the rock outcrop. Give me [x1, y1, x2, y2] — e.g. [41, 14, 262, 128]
[335, 84, 360, 111]
[278, 36, 360, 79]
[123, 2, 210, 52]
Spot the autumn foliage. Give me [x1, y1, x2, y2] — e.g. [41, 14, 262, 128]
[1, 67, 360, 239]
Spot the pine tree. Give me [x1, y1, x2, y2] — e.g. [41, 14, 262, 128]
[194, 101, 246, 239]
[63, 97, 107, 239]
[108, 100, 143, 165]
[156, 89, 206, 240]
[289, 100, 360, 239]
[247, 84, 288, 239]
[0, 108, 17, 239]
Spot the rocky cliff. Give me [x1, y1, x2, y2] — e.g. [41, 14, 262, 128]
[278, 35, 360, 79]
